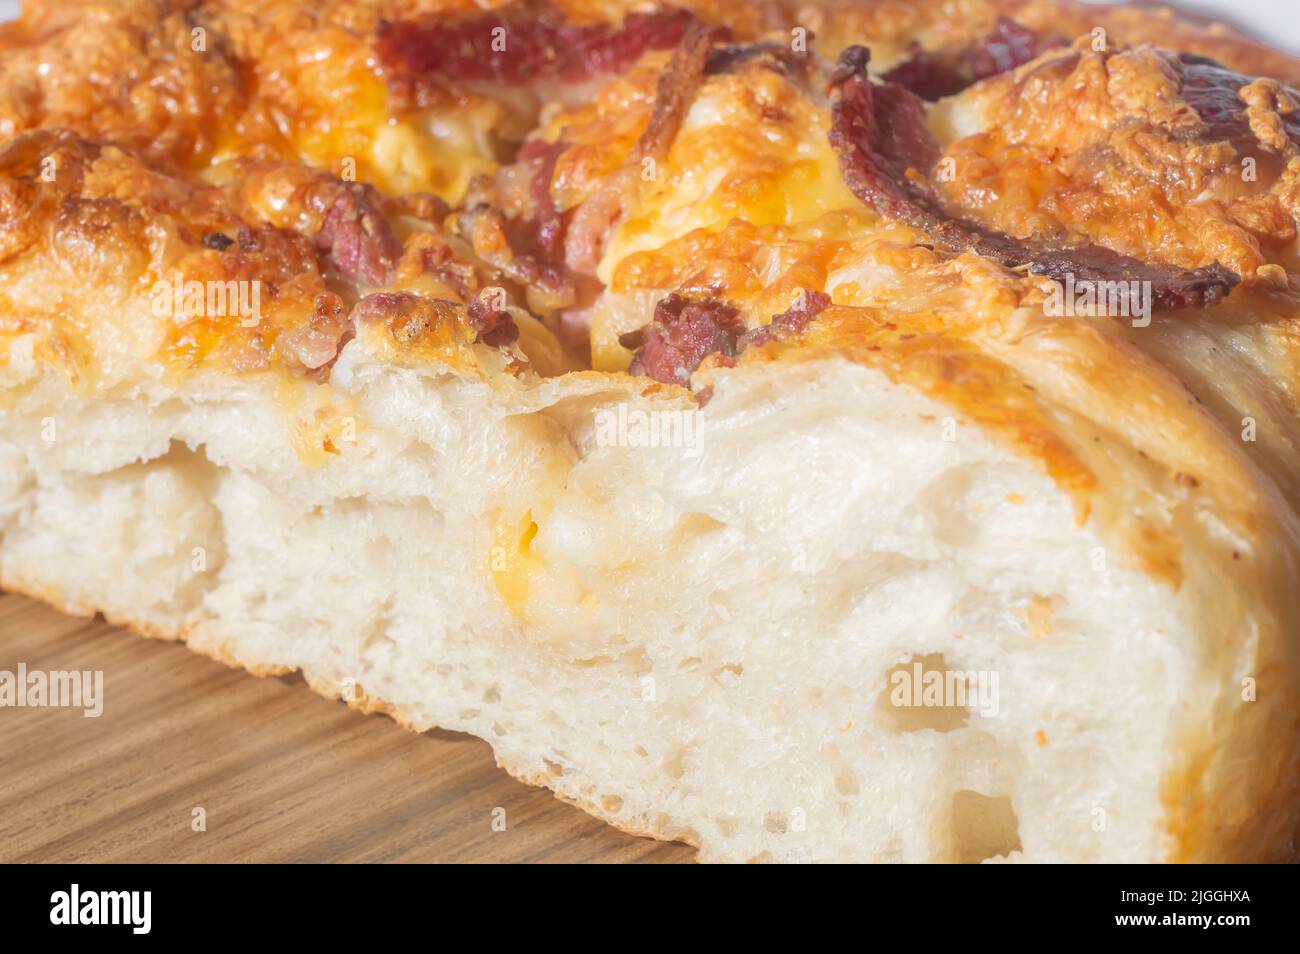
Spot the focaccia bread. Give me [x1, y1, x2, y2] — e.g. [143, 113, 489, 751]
[2, 0, 1299, 863]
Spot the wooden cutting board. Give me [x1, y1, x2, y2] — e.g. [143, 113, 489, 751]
[0, 592, 694, 863]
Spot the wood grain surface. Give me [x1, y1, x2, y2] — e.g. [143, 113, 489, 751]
[0, 592, 694, 863]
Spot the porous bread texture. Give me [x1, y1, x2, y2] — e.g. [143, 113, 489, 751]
[0, 330, 1205, 863]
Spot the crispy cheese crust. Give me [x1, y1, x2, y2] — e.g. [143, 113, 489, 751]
[2, 0, 1300, 862]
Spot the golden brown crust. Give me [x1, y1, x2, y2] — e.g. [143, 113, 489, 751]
[4, 0, 1300, 392]
[933, 41, 1300, 281]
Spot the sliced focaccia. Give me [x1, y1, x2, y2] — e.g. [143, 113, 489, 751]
[1, 0, 1299, 862]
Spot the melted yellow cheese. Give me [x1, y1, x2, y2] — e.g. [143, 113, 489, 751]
[201, 12, 503, 203]
[368, 105, 502, 201]
[582, 64, 869, 372]
[492, 510, 545, 619]
[597, 69, 861, 288]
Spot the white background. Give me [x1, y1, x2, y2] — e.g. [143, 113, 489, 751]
[1085, 0, 1299, 54]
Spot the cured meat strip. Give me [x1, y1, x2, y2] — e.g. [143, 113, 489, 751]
[375, 6, 706, 85]
[626, 290, 833, 385]
[626, 293, 744, 384]
[516, 137, 569, 259]
[704, 40, 814, 77]
[1177, 53, 1300, 152]
[828, 46, 1239, 310]
[883, 17, 1066, 101]
[741, 290, 833, 349]
[564, 23, 721, 275]
[467, 294, 521, 347]
[314, 185, 401, 288]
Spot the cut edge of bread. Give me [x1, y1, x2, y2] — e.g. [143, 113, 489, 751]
[2, 336, 1297, 863]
